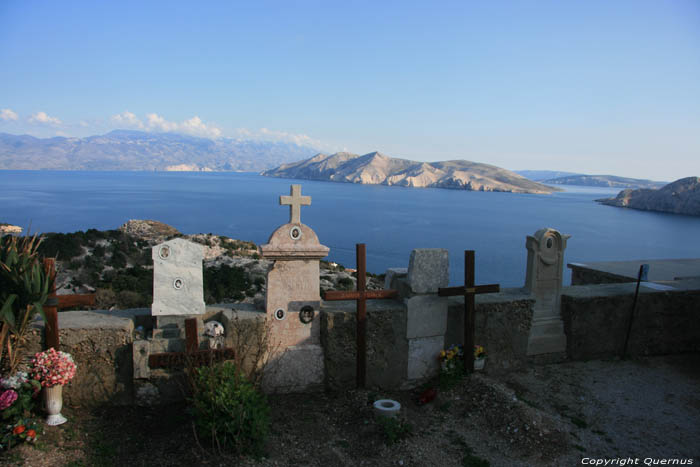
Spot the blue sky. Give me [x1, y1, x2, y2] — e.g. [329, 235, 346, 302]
[1, 0, 698, 180]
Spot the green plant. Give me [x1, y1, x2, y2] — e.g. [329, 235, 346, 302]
[0, 234, 51, 374]
[376, 416, 413, 446]
[0, 371, 43, 451]
[189, 361, 270, 456]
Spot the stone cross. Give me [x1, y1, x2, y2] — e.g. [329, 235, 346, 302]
[280, 184, 311, 224]
[323, 244, 399, 388]
[438, 250, 499, 372]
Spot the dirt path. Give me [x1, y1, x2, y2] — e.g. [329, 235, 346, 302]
[4, 355, 699, 466]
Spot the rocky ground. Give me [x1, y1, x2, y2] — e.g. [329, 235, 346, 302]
[3, 354, 698, 466]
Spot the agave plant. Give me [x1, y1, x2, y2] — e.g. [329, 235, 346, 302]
[0, 233, 52, 374]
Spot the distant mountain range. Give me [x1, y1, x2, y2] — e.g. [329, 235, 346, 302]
[262, 152, 559, 194]
[516, 170, 666, 189]
[0, 130, 319, 171]
[596, 177, 700, 216]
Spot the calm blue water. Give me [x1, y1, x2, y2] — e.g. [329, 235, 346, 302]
[2, 171, 699, 287]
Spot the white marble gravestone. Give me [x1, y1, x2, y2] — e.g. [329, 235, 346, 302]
[260, 185, 329, 391]
[151, 238, 205, 316]
[524, 228, 570, 355]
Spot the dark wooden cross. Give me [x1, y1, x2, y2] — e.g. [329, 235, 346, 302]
[148, 318, 235, 369]
[42, 258, 97, 350]
[438, 250, 499, 372]
[323, 244, 398, 388]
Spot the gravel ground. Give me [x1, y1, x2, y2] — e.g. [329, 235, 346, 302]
[3, 354, 698, 466]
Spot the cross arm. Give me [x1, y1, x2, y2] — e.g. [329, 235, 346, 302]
[323, 289, 398, 301]
[55, 294, 96, 310]
[438, 284, 500, 297]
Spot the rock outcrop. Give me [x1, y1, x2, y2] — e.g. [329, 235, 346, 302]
[543, 174, 665, 189]
[262, 152, 559, 194]
[596, 177, 700, 216]
[118, 219, 181, 241]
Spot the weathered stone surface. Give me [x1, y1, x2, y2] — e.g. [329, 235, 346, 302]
[445, 289, 535, 374]
[384, 268, 407, 290]
[132, 339, 150, 379]
[321, 299, 407, 390]
[524, 228, 570, 355]
[151, 238, 205, 316]
[561, 283, 700, 359]
[407, 336, 444, 381]
[405, 295, 447, 339]
[28, 311, 134, 406]
[407, 249, 449, 294]
[262, 345, 324, 393]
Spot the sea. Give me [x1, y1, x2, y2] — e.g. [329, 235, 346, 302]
[2, 170, 699, 287]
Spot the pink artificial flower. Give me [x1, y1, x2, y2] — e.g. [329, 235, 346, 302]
[0, 390, 18, 410]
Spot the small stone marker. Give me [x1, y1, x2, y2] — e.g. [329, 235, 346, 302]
[151, 238, 205, 316]
[323, 244, 399, 388]
[438, 250, 499, 372]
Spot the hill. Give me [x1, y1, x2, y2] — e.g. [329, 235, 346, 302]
[596, 177, 700, 216]
[543, 174, 666, 189]
[262, 152, 559, 194]
[515, 170, 581, 181]
[0, 130, 319, 171]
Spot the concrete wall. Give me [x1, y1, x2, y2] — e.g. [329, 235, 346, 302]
[569, 266, 633, 286]
[561, 280, 700, 360]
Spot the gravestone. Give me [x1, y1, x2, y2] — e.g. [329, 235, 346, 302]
[524, 228, 570, 355]
[151, 238, 205, 316]
[260, 185, 329, 391]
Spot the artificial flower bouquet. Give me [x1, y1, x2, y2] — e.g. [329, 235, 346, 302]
[0, 371, 42, 450]
[474, 345, 486, 360]
[438, 344, 464, 372]
[31, 348, 77, 388]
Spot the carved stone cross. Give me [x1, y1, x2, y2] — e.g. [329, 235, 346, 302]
[323, 244, 398, 388]
[438, 250, 499, 372]
[280, 184, 311, 224]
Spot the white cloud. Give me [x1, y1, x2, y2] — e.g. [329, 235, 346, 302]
[0, 108, 18, 121]
[233, 127, 327, 149]
[111, 111, 143, 129]
[28, 111, 62, 125]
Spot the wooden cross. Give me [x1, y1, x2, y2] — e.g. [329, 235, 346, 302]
[280, 184, 311, 224]
[43, 258, 97, 350]
[148, 318, 235, 369]
[323, 244, 398, 388]
[438, 250, 499, 372]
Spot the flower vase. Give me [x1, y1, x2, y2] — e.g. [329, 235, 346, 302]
[44, 384, 67, 426]
[474, 357, 485, 371]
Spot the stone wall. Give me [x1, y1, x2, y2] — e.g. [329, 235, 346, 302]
[321, 300, 407, 390]
[445, 289, 534, 374]
[569, 266, 633, 286]
[27, 310, 136, 406]
[561, 280, 700, 360]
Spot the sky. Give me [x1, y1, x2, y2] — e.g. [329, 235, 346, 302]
[1, 0, 699, 180]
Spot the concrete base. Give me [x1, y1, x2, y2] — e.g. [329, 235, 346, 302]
[526, 317, 567, 355]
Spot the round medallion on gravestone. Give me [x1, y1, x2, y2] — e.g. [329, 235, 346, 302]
[299, 305, 314, 324]
[289, 226, 302, 240]
[172, 278, 184, 290]
[159, 245, 171, 260]
[274, 308, 286, 320]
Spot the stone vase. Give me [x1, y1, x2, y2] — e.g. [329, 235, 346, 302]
[474, 357, 486, 371]
[44, 384, 67, 426]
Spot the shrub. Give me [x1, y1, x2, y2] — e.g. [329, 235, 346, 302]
[0, 372, 42, 450]
[189, 361, 270, 456]
[203, 264, 249, 303]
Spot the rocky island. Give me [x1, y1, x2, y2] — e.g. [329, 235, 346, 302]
[262, 152, 560, 194]
[596, 176, 700, 216]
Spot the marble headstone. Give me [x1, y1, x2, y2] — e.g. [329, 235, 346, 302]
[151, 238, 205, 316]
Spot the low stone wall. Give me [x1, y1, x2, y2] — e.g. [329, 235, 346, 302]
[561, 280, 700, 360]
[445, 289, 535, 373]
[321, 300, 407, 390]
[27, 310, 136, 406]
[569, 266, 633, 285]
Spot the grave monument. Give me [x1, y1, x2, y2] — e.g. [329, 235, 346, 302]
[260, 185, 329, 391]
[524, 228, 570, 355]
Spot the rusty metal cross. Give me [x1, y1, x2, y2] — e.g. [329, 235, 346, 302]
[438, 250, 499, 372]
[280, 184, 311, 224]
[323, 244, 398, 388]
[43, 258, 96, 350]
